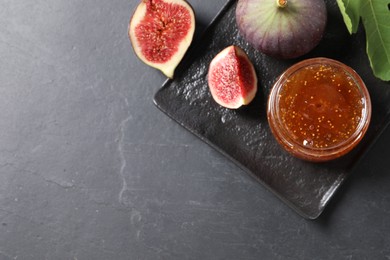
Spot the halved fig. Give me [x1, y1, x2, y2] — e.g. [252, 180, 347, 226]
[128, 0, 195, 78]
[207, 46, 258, 109]
[236, 0, 327, 59]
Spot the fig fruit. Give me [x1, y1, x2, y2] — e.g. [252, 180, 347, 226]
[236, 0, 327, 59]
[207, 46, 258, 109]
[128, 0, 195, 78]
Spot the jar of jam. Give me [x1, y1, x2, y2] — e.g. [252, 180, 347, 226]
[267, 58, 371, 162]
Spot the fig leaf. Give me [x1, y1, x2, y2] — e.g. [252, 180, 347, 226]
[337, 0, 390, 81]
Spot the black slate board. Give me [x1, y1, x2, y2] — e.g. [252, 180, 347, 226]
[153, 0, 390, 219]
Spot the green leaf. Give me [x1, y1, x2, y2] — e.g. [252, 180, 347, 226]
[337, 0, 390, 81]
[336, 0, 361, 34]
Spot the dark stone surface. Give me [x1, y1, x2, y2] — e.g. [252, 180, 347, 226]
[0, 0, 389, 259]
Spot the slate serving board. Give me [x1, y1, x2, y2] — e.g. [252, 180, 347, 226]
[153, 0, 390, 219]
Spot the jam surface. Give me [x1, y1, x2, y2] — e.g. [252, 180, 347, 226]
[278, 64, 364, 149]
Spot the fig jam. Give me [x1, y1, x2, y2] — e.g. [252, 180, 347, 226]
[267, 58, 371, 162]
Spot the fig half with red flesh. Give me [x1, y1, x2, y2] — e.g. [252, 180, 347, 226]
[129, 0, 195, 78]
[207, 46, 258, 109]
[236, 0, 327, 59]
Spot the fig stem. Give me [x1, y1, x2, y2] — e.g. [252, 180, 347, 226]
[277, 0, 288, 8]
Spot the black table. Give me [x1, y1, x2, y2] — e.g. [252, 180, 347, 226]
[1, 0, 389, 259]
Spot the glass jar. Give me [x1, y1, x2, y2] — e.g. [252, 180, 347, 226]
[267, 58, 371, 162]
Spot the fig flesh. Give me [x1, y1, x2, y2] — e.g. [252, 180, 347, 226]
[129, 0, 195, 78]
[207, 46, 258, 109]
[236, 0, 327, 59]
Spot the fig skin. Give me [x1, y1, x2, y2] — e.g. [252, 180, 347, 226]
[207, 46, 258, 109]
[236, 0, 327, 59]
[129, 0, 195, 78]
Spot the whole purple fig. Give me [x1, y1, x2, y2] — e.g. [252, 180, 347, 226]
[236, 0, 327, 59]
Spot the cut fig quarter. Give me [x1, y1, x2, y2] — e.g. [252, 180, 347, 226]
[128, 0, 195, 78]
[236, 0, 327, 59]
[207, 46, 258, 109]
